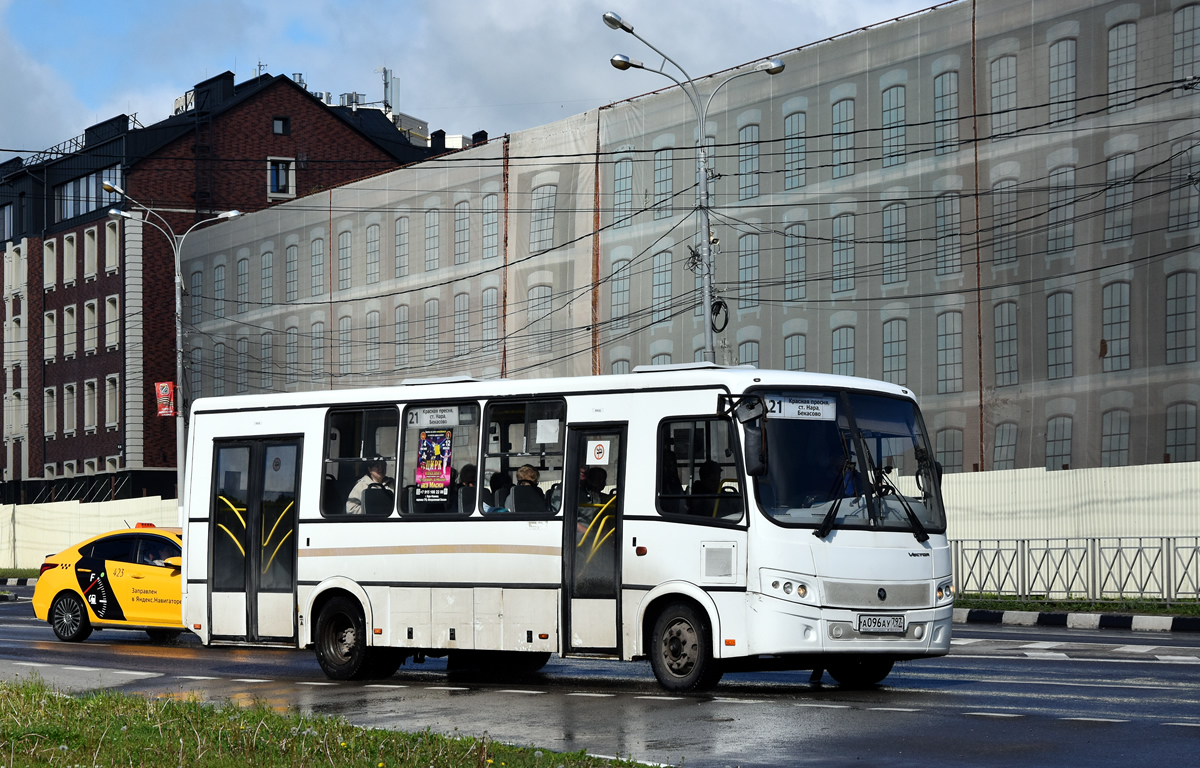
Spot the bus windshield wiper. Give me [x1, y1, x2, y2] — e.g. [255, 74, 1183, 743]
[813, 458, 855, 539]
[874, 465, 929, 543]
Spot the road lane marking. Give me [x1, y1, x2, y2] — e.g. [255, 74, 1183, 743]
[1164, 723, 1200, 727]
[953, 654, 1195, 668]
[1114, 645, 1157, 653]
[63, 666, 100, 671]
[712, 698, 767, 704]
[1019, 642, 1063, 649]
[568, 692, 615, 697]
[297, 681, 337, 686]
[1155, 655, 1200, 663]
[231, 679, 270, 683]
[965, 712, 1023, 718]
[113, 670, 161, 677]
[498, 689, 544, 695]
[1023, 652, 1069, 659]
[635, 696, 683, 701]
[794, 703, 850, 709]
[176, 675, 218, 680]
[365, 684, 408, 688]
[871, 707, 921, 712]
[425, 686, 469, 691]
[1060, 717, 1129, 723]
[950, 638, 982, 645]
[12, 662, 51, 667]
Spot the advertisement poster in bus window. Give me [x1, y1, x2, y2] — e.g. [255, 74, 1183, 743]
[416, 429, 453, 502]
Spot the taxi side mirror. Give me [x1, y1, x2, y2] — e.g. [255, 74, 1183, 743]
[163, 556, 182, 569]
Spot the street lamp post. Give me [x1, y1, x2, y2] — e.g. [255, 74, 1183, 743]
[603, 11, 783, 363]
[104, 182, 240, 523]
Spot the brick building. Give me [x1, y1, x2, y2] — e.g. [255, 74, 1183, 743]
[0, 71, 431, 502]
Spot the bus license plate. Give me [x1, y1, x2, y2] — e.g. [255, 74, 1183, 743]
[857, 615, 905, 634]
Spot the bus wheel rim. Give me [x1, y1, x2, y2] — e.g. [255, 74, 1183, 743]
[661, 617, 697, 676]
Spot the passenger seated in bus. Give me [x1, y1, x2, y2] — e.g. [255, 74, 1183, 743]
[345, 458, 394, 514]
[576, 466, 611, 533]
[580, 466, 609, 504]
[509, 464, 547, 513]
[485, 470, 514, 511]
[687, 460, 723, 516]
[457, 464, 478, 514]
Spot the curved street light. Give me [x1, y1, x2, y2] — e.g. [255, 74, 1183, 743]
[104, 181, 240, 523]
[604, 10, 784, 362]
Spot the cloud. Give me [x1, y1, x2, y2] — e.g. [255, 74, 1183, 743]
[2, 0, 939, 162]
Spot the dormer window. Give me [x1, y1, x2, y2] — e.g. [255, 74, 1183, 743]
[268, 157, 296, 199]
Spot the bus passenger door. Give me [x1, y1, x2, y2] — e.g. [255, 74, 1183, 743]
[209, 438, 302, 643]
[562, 424, 625, 655]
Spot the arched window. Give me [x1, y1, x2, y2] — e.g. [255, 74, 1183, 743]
[1046, 416, 1073, 470]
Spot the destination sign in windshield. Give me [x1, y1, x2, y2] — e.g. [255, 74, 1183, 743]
[765, 395, 837, 421]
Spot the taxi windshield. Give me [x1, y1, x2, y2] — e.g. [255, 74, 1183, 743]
[752, 390, 946, 535]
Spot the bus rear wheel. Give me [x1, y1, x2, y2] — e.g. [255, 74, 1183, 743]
[827, 658, 894, 688]
[314, 596, 371, 680]
[649, 602, 723, 692]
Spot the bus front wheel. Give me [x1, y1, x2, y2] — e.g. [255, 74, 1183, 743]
[827, 658, 894, 688]
[649, 602, 723, 692]
[314, 596, 371, 680]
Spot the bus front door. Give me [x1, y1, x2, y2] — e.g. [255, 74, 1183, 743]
[209, 438, 302, 643]
[562, 425, 626, 655]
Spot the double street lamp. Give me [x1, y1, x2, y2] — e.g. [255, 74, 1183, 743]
[104, 182, 240, 521]
[603, 11, 784, 363]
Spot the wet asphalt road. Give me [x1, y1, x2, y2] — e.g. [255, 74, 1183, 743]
[2, 591, 1198, 767]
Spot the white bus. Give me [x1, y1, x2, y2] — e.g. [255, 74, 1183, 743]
[182, 364, 952, 691]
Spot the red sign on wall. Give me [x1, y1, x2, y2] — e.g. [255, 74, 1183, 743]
[155, 382, 175, 417]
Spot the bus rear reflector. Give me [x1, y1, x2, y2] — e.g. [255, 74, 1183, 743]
[193, 624, 202, 630]
[725, 639, 736, 646]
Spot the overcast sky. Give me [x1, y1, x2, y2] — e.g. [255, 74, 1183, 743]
[1, 0, 938, 163]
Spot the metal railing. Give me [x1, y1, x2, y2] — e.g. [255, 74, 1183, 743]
[952, 537, 1200, 601]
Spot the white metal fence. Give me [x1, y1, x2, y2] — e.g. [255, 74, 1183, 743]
[952, 537, 1200, 600]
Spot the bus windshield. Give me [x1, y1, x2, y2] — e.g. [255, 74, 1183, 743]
[753, 390, 946, 535]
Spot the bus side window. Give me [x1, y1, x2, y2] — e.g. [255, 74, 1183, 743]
[481, 399, 565, 517]
[399, 401, 481, 516]
[321, 407, 399, 518]
[657, 417, 744, 522]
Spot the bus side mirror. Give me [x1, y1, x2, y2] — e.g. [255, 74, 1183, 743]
[743, 422, 767, 477]
[720, 395, 768, 476]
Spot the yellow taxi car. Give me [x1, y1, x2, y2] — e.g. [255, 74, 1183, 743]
[32, 524, 185, 643]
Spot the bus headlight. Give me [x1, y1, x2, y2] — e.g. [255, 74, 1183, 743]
[936, 581, 954, 602]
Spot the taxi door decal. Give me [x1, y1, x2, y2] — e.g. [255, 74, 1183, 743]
[74, 557, 125, 621]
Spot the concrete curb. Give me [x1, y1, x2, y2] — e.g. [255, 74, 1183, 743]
[0, 578, 36, 586]
[953, 607, 1200, 633]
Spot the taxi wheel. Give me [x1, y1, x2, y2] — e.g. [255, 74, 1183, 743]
[50, 593, 93, 643]
[146, 629, 182, 644]
[314, 596, 370, 680]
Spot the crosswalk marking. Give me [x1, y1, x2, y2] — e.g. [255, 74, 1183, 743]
[1155, 655, 1200, 663]
[1023, 651, 1070, 659]
[1019, 642, 1063, 649]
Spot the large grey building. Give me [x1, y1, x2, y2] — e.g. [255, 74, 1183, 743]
[183, 0, 1200, 475]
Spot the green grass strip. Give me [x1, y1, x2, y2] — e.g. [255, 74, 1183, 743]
[0, 678, 650, 768]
